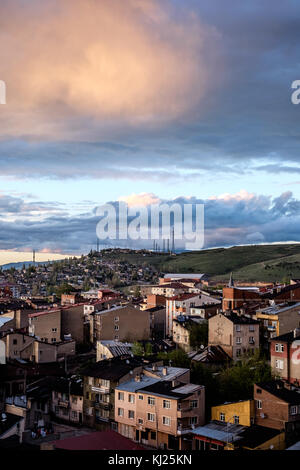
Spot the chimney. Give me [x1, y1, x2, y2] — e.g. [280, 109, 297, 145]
[162, 367, 168, 376]
[15, 310, 21, 329]
[135, 374, 141, 382]
[152, 364, 157, 372]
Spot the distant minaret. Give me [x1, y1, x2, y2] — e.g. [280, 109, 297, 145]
[96, 239, 99, 252]
[33, 249, 36, 266]
[228, 272, 234, 287]
[171, 227, 175, 253]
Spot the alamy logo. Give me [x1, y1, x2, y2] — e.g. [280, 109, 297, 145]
[96, 202, 205, 250]
[0, 80, 6, 104]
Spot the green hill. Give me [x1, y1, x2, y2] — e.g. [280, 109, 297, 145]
[101, 244, 300, 282]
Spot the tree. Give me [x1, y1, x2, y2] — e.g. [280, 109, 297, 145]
[157, 349, 190, 368]
[132, 342, 144, 356]
[189, 322, 208, 349]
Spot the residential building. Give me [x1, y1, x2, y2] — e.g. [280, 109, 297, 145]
[92, 304, 150, 343]
[96, 340, 133, 362]
[254, 380, 300, 445]
[115, 378, 205, 450]
[255, 302, 300, 349]
[270, 330, 300, 384]
[28, 309, 61, 343]
[211, 400, 255, 427]
[172, 316, 207, 353]
[51, 377, 83, 425]
[208, 313, 260, 361]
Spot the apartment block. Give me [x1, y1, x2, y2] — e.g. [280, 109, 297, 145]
[115, 375, 205, 450]
[270, 330, 300, 384]
[211, 399, 255, 427]
[208, 313, 260, 361]
[28, 309, 61, 343]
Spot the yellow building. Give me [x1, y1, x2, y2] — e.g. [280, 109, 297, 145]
[211, 399, 255, 427]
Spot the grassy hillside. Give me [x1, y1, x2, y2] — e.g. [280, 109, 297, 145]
[102, 244, 300, 282]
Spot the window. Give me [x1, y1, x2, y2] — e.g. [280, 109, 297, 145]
[190, 400, 198, 409]
[118, 392, 124, 401]
[52, 328, 57, 332]
[147, 413, 155, 422]
[236, 325, 241, 332]
[114, 335, 119, 340]
[189, 416, 198, 425]
[138, 418, 143, 425]
[148, 397, 155, 406]
[150, 431, 156, 441]
[257, 400, 262, 409]
[275, 344, 284, 353]
[290, 406, 298, 416]
[275, 359, 284, 370]
[249, 325, 255, 332]
[234, 415, 239, 424]
[72, 397, 77, 404]
[220, 412, 225, 422]
[51, 338, 56, 343]
[256, 388, 262, 394]
[249, 337, 255, 344]
[138, 395, 144, 400]
[114, 325, 119, 331]
[72, 411, 78, 419]
[162, 416, 171, 426]
[118, 408, 124, 417]
[114, 316, 119, 322]
[163, 400, 171, 409]
[128, 410, 135, 419]
[128, 394, 135, 404]
[236, 337, 242, 344]
[236, 349, 241, 357]
[13, 339, 17, 345]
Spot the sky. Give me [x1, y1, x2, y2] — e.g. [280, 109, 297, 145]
[0, 0, 300, 257]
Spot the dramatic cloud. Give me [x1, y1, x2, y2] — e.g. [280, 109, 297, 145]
[1, 190, 300, 253]
[0, 0, 220, 139]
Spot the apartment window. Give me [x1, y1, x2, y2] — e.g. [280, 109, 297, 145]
[114, 335, 119, 340]
[234, 415, 239, 424]
[290, 406, 298, 416]
[13, 339, 17, 345]
[72, 411, 78, 419]
[162, 416, 171, 426]
[275, 359, 284, 370]
[51, 338, 56, 343]
[257, 400, 262, 409]
[249, 337, 255, 344]
[236, 349, 241, 357]
[275, 344, 284, 353]
[148, 397, 155, 406]
[147, 413, 155, 422]
[72, 397, 77, 404]
[138, 395, 144, 401]
[220, 412, 225, 422]
[249, 325, 255, 332]
[235, 325, 241, 332]
[138, 418, 143, 425]
[163, 400, 171, 409]
[52, 328, 57, 332]
[118, 392, 124, 401]
[114, 316, 119, 322]
[118, 408, 124, 417]
[189, 416, 198, 426]
[114, 325, 119, 331]
[128, 394, 135, 404]
[128, 410, 135, 419]
[190, 400, 198, 409]
[150, 431, 156, 441]
[236, 337, 242, 344]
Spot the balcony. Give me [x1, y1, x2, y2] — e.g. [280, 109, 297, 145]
[58, 400, 69, 408]
[92, 386, 110, 394]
